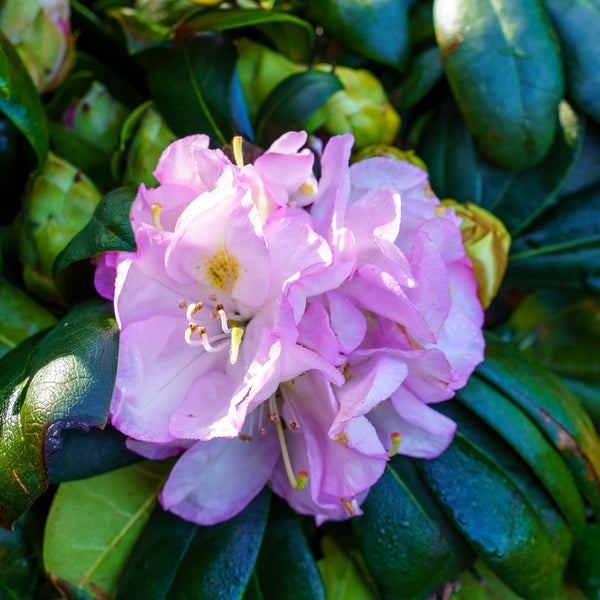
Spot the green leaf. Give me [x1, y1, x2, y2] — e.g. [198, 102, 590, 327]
[114, 489, 270, 600]
[148, 33, 251, 146]
[352, 455, 473, 600]
[54, 187, 137, 304]
[107, 8, 174, 54]
[186, 9, 315, 63]
[456, 374, 586, 537]
[569, 523, 600, 600]
[546, 0, 600, 125]
[477, 334, 600, 516]
[313, 0, 410, 69]
[254, 497, 325, 600]
[559, 118, 600, 198]
[434, 0, 564, 170]
[0, 281, 57, 359]
[0, 518, 38, 599]
[415, 429, 568, 600]
[317, 536, 378, 600]
[0, 300, 119, 529]
[397, 46, 444, 111]
[48, 425, 141, 484]
[255, 71, 342, 147]
[507, 183, 600, 292]
[44, 460, 172, 598]
[0, 32, 48, 163]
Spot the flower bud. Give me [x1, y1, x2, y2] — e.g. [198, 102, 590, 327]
[123, 107, 176, 188]
[442, 200, 511, 309]
[15, 153, 102, 304]
[0, 0, 75, 93]
[352, 145, 427, 170]
[64, 81, 129, 154]
[316, 65, 400, 149]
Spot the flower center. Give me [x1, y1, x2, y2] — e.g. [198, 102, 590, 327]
[181, 301, 245, 364]
[197, 246, 240, 293]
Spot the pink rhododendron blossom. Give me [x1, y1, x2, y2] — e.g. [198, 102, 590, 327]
[96, 131, 484, 526]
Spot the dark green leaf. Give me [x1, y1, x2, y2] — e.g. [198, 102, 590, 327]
[0, 300, 119, 529]
[148, 33, 251, 146]
[255, 71, 342, 146]
[569, 523, 600, 600]
[456, 374, 586, 536]
[254, 497, 325, 600]
[115, 489, 270, 600]
[0, 518, 37, 598]
[507, 183, 600, 292]
[415, 430, 567, 600]
[48, 424, 141, 484]
[0, 42, 10, 98]
[314, 0, 410, 69]
[54, 187, 136, 304]
[434, 0, 564, 170]
[0, 281, 57, 359]
[477, 334, 600, 515]
[44, 461, 172, 598]
[546, 0, 600, 125]
[352, 455, 473, 600]
[0, 32, 48, 163]
[397, 46, 444, 111]
[559, 118, 600, 198]
[186, 9, 315, 63]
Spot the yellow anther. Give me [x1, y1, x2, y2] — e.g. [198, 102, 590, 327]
[299, 182, 316, 195]
[387, 432, 401, 457]
[233, 136, 244, 168]
[152, 203, 164, 231]
[229, 327, 244, 364]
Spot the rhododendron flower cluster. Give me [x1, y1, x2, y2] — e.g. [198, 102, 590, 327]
[95, 131, 485, 525]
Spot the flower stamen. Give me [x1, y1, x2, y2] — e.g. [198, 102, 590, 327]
[387, 432, 401, 457]
[340, 498, 356, 517]
[152, 203, 164, 231]
[269, 395, 308, 491]
[233, 136, 244, 168]
[186, 302, 204, 320]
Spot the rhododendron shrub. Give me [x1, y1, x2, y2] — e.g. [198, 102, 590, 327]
[95, 131, 485, 525]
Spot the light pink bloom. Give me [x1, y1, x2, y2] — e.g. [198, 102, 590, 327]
[97, 131, 484, 525]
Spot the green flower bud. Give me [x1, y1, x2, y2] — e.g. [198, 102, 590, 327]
[317, 65, 401, 150]
[123, 107, 176, 188]
[64, 81, 129, 154]
[352, 145, 428, 171]
[15, 153, 102, 304]
[0, 0, 75, 93]
[0, 281, 57, 358]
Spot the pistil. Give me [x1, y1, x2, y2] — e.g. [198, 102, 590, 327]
[152, 203, 164, 231]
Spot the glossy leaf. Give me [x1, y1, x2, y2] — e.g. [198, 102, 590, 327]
[186, 10, 315, 63]
[415, 430, 567, 600]
[115, 489, 270, 600]
[0, 32, 48, 163]
[48, 425, 141, 484]
[254, 70, 342, 146]
[352, 455, 473, 600]
[477, 334, 600, 515]
[559, 118, 600, 198]
[254, 497, 325, 600]
[434, 0, 564, 170]
[54, 187, 136, 304]
[0, 281, 57, 358]
[456, 374, 586, 536]
[44, 461, 172, 598]
[569, 523, 600, 600]
[0, 517, 38, 598]
[0, 300, 119, 529]
[507, 183, 600, 292]
[314, 0, 410, 69]
[148, 33, 251, 146]
[546, 0, 600, 124]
